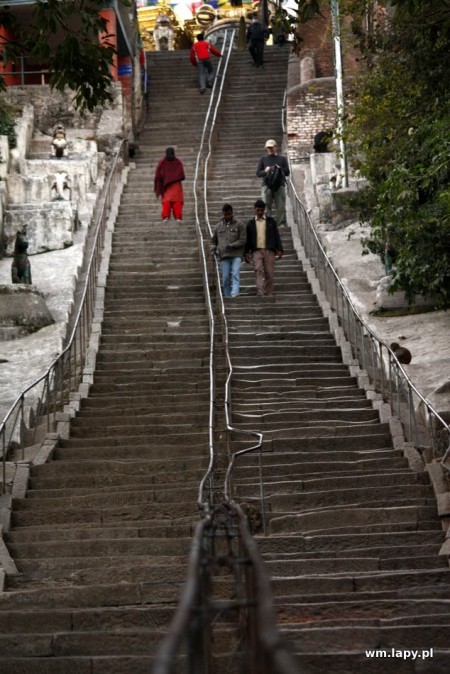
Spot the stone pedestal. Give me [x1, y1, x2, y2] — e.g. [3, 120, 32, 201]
[4, 202, 77, 255]
[0, 284, 54, 340]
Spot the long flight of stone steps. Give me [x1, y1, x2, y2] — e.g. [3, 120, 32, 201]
[207, 48, 450, 672]
[0, 50, 215, 673]
[1, 43, 449, 673]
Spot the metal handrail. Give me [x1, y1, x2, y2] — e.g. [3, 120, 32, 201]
[153, 503, 298, 674]
[200, 38, 267, 532]
[1, 141, 127, 493]
[193, 28, 236, 512]
[282, 90, 450, 469]
[153, 35, 298, 674]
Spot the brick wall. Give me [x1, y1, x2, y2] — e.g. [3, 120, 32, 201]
[287, 78, 337, 161]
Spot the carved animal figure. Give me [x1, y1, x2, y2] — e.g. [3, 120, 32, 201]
[11, 233, 32, 284]
[153, 14, 174, 51]
[390, 342, 412, 364]
[52, 123, 68, 158]
[51, 172, 71, 201]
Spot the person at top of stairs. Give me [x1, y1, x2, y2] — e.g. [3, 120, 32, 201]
[246, 13, 269, 68]
[211, 203, 247, 298]
[153, 146, 185, 223]
[244, 198, 283, 297]
[256, 138, 290, 228]
[189, 32, 222, 94]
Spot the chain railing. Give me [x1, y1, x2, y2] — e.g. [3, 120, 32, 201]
[1, 141, 127, 493]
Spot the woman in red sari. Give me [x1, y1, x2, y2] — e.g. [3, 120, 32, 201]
[153, 147, 185, 222]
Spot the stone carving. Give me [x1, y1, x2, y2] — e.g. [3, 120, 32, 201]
[51, 172, 71, 201]
[51, 123, 68, 158]
[11, 232, 32, 284]
[153, 14, 174, 51]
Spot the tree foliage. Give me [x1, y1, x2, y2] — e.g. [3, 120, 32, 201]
[275, 0, 450, 307]
[0, 0, 124, 112]
[343, 0, 450, 307]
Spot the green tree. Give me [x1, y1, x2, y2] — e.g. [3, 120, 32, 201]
[343, 0, 450, 307]
[0, 0, 127, 112]
[275, 0, 450, 307]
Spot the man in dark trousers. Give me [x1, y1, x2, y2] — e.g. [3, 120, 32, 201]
[256, 138, 290, 228]
[244, 199, 283, 297]
[246, 14, 267, 68]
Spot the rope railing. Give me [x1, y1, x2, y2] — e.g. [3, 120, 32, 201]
[1, 142, 127, 493]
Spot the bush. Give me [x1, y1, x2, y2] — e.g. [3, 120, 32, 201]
[0, 101, 17, 150]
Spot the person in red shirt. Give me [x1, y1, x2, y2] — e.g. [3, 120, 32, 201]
[189, 33, 222, 94]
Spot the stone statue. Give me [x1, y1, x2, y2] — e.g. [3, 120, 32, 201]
[11, 232, 32, 284]
[153, 14, 174, 51]
[51, 123, 68, 158]
[51, 172, 71, 201]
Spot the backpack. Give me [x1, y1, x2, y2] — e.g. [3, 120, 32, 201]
[265, 165, 284, 193]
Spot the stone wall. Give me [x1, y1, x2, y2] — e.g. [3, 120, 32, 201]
[4, 83, 123, 137]
[287, 78, 337, 161]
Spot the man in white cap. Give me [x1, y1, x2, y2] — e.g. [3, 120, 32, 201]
[256, 139, 290, 228]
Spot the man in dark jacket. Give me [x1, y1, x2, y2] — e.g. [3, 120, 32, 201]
[256, 139, 290, 228]
[246, 15, 267, 68]
[244, 199, 283, 296]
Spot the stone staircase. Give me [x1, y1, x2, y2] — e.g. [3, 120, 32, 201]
[209, 49, 450, 674]
[0, 50, 214, 673]
[1, 43, 449, 673]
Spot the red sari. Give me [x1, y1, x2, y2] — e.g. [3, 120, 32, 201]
[154, 156, 185, 220]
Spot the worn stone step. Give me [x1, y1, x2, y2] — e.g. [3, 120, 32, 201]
[276, 596, 450, 622]
[257, 531, 445, 556]
[23, 475, 204, 498]
[269, 569, 450, 598]
[241, 471, 430, 496]
[56, 435, 207, 453]
[8, 558, 189, 588]
[87, 379, 209, 393]
[234, 408, 380, 425]
[79, 394, 210, 409]
[281, 623, 450, 652]
[7, 536, 192, 559]
[240, 423, 390, 441]
[266, 504, 440, 534]
[235, 457, 409, 479]
[10, 500, 196, 528]
[0, 605, 176, 633]
[268, 484, 435, 511]
[264, 554, 448, 576]
[70, 411, 208, 428]
[0, 656, 153, 674]
[0, 579, 182, 610]
[30, 456, 207, 478]
[77, 399, 209, 416]
[0, 625, 238, 659]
